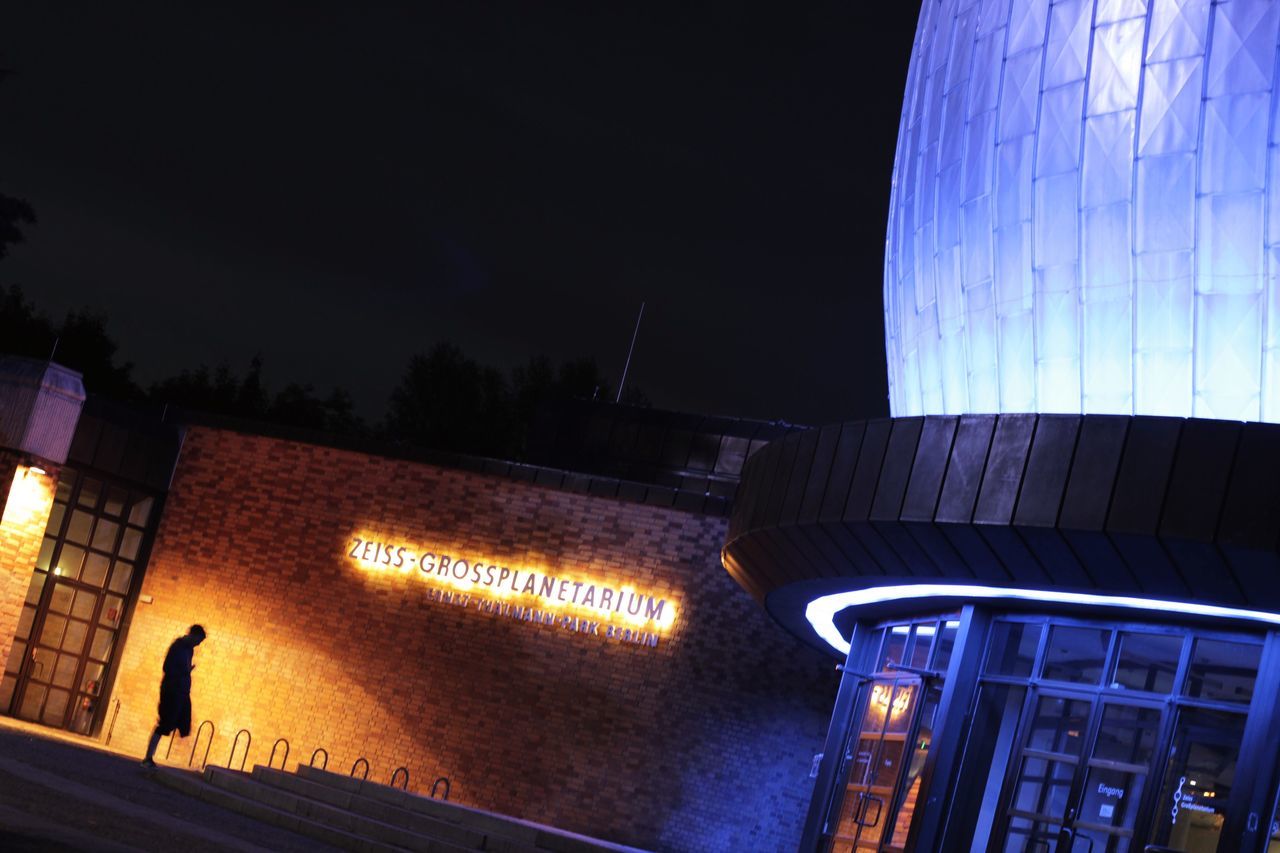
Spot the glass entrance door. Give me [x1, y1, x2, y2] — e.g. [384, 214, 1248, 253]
[0, 470, 150, 734]
[1000, 691, 1164, 852]
[829, 675, 924, 852]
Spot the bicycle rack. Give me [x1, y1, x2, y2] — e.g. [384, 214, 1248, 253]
[268, 738, 290, 770]
[189, 721, 215, 768]
[105, 699, 122, 746]
[431, 776, 451, 801]
[350, 757, 370, 780]
[309, 747, 328, 770]
[389, 766, 409, 789]
[228, 728, 252, 771]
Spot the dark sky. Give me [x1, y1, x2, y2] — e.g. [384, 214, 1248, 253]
[0, 2, 918, 426]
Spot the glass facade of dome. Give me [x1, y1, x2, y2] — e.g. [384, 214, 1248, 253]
[884, 0, 1280, 423]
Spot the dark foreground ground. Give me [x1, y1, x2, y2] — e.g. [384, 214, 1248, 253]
[0, 716, 339, 851]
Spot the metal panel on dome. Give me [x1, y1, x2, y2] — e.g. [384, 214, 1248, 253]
[884, 0, 1280, 424]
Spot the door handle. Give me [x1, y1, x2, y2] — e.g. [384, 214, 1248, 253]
[854, 794, 883, 828]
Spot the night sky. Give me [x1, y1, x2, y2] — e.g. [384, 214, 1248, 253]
[0, 2, 919, 426]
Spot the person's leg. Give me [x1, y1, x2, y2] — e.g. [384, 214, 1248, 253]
[141, 725, 164, 766]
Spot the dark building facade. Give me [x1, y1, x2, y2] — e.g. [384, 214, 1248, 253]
[0, 361, 834, 852]
[724, 414, 1280, 851]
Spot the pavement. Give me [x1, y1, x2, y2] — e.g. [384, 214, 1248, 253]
[0, 715, 342, 851]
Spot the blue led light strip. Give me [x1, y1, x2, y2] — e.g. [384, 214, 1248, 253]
[805, 584, 1280, 656]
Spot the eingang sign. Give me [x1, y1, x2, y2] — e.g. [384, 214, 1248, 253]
[347, 536, 676, 648]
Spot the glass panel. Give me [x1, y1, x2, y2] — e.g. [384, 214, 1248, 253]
[89, 628, 114, 662]
[119, 527, 142, 561]
[80, 661, 104, 694]
[77, 477, 101, 508]
[42, 687, 69, 725]
[61, 620, 88, 655]
[30, 647, 56, 682]
[100, 595, 124, 628]
[70, 589, 96, 621]
[1183, 638, 1261, 704]
[16, 606, 35, 640]
[951, 684, 1029, 848]
[69, 694, 95, 735]
[19, 682, 46, 720]
[880, 626, 909, 671]
[55, 544, 85, 580]
[1112, 632, 1183, 693]
[1010, 755, 1075, 818]
[885, 683, 917, 734]
[108, 561, 134, 595]
[90, 518, 119, 552]
[54, 476, 74, 503]
[65, 510, 93, 545]
[1073, 704, 1162, 851]
[39, 614, 68, 648]
[5, 639, 26, 672]
[986, 621, 1043, 677]
[103, 487, 128, 517]
[45, 503, 66, 537]
[886, 683, 942, 848]
[25, 572, 46, 606]
[51, 654, 78, 689]
[48, 584, 73, 615]
[909, 625, 934, 670]
[1149, 708, 1245, 852]
[0, 674, 14, 711]
[933, 620, 960, 672]
[1042, 625, 1110, 684]
[1004, 814, 1059, 852]
[714, 436, 749, 476]
[35, 536, 56, 571]
[1026, 695, 1091, 756]
[82, 552, 110, 587]
[128, 495, 154, 527]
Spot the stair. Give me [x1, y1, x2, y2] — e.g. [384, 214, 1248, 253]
[154, 763, 650, 853]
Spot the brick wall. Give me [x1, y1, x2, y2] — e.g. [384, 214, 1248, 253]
[0, 454, 58, 670]
[110, 427, 836, 851]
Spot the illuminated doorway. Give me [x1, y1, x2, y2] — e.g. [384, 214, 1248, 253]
[0, 469, 155, 734]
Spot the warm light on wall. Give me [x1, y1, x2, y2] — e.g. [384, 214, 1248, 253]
[347, 531, 679, 637]
[2, 465, 55, 528]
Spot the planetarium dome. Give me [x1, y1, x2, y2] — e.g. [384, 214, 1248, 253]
[884, 0, 1280, 423]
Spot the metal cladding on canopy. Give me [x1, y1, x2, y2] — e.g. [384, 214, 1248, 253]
[884, 0, 1280, 423]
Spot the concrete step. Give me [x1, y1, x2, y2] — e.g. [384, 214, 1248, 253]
[153, 767, 407, 853]
[292, 765, 651, 853]
[248, 766, 502, 852]
[205, 766, 472, 853]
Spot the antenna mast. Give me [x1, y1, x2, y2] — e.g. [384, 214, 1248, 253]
[616, 301, 645, 404]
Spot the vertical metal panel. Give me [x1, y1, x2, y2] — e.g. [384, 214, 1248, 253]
[936, 414, 997, 523]
[1218, 422, 1280, 550]
[818, 421, 866, 522]
[1059, 415, 1129, 531]
[1106, 417, 1183, 593]
[1013, 415, 1080, 527]
[763, 434, 801, 529]
[870, 417, 924, 521]
[844, 420, 894, 522]
[1159, 419, 1240, 541]
[799, 424, 842, 524]
[973, 414, 1037, 524]
[781, 430, 820, 526]
[902, 416, 959, 521]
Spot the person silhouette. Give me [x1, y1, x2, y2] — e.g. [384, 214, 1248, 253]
[140, 624, 207, 769]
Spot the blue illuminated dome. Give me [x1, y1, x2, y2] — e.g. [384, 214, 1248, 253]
[884, 0, 1280, 423]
